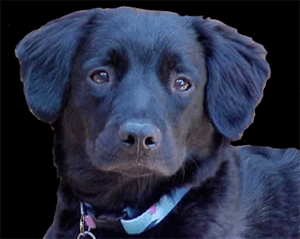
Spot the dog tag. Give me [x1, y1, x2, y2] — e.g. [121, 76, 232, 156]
[85, 215, 96, 229]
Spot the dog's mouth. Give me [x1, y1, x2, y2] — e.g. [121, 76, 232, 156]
[108, 165, 155, 177]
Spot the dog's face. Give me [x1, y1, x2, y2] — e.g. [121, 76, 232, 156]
[66, 9, 210, 177]
[16, 7, 270, 200]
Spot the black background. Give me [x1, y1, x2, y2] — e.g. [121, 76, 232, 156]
[1, 1, 299, 238]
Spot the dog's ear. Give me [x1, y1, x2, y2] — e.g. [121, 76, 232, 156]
[193, 17, 271, 140]
[15, 9, 98, 123]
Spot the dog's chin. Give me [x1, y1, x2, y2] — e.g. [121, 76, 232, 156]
[114, 166, 155, 177]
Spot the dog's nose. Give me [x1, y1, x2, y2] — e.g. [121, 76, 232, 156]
[119, 121, 161, 150]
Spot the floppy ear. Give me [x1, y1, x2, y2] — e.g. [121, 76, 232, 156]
[193, 17, 271, 140]
[15, 9, 98, 123]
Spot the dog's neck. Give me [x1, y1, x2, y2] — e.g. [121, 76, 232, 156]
[49, 141, 240, 239]
[52, 150, 240, 238]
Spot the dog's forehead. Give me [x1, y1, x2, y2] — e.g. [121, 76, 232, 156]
[86, 8, 201, 64]
[98, 7, 189, 37]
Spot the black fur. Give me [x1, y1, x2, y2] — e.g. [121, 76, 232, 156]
[193, 19, 271, 140]
[15, 7, 299, 239]
[15, 9, 98, 123]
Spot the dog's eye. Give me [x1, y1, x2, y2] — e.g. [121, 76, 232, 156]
[90, 70, 109, 84]
[174, 78, 191, 91]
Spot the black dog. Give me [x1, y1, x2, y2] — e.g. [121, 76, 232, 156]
[16, 7, 299, 239]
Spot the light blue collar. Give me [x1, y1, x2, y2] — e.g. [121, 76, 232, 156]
[80, 186, 190, 238]
[120, 186, 190, 234]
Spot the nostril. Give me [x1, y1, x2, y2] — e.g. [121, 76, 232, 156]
[145, 136, 156, 147]
[123, 135, 135, 145]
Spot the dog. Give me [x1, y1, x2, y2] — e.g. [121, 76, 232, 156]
[15, 7, 299, 239]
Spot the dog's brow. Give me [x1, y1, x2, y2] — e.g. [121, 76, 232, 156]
[83, 48, 128, 71]
[161, 52, 182, 71]
[106, 48, 128, 66]
[160, 51, 196, 75]
[83, 58, 106, 71]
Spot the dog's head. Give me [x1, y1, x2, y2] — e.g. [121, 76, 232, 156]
[16, 7, 270, 180]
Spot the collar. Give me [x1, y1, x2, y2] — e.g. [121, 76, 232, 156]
[80, 186, 190, 235]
